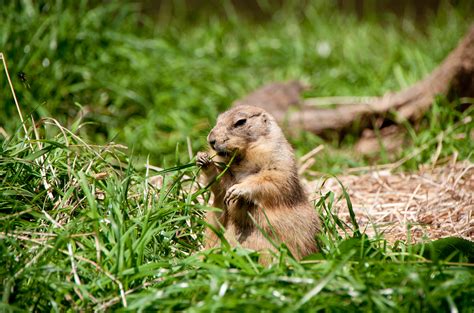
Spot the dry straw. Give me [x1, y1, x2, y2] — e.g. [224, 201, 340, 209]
[305, 156, 473, 243]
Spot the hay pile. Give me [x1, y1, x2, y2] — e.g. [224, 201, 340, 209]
[305, 159, 473, 243]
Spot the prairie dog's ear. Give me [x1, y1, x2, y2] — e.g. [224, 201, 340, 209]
[261, 112, 269, 124]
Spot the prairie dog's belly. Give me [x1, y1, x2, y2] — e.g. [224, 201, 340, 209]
[226, 201, 259, 244]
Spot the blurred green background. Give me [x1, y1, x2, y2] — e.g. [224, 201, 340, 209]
[1, 0, 473, 170]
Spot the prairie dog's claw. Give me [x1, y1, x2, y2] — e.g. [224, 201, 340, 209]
[224, 190, 238, 207]
[224, 184, 250, 207]
[196, 151, 212, 168]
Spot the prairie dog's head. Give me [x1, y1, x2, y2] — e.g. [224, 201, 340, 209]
[207, 105, 277, 158]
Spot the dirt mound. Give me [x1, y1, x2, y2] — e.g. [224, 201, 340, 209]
[305, 159, 473, 243]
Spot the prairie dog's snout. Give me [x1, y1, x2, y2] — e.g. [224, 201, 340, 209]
[207, 130, 228, 155]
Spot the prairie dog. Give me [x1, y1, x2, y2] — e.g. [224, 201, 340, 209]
[196, 105, 320, 261]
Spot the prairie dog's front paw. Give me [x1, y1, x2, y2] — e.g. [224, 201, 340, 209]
[196, 151, 212, 168]
[224, 184, 251, 207]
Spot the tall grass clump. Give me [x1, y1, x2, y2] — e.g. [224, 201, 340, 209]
[0, 117, 203, 310]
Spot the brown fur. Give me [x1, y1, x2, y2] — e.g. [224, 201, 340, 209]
[196, 105, 321, 261]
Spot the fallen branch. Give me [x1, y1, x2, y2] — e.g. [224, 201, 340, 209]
[233, 25, 474, 135]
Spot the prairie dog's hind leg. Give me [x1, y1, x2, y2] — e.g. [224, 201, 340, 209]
[240, 232, 278, 265]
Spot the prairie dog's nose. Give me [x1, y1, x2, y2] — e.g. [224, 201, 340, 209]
[208, 132, 216, 149]
[209, 139, 216, 149]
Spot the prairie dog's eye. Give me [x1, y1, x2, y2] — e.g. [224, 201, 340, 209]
[233, 118, 247, 128]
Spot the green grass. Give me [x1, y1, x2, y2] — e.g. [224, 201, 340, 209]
[1, 119, 473, 311]
[1, 1, 474, 311]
